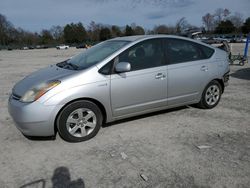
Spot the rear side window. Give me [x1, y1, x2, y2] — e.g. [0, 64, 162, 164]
[165, 39, 214, 64]
[199, 45, 214, 58]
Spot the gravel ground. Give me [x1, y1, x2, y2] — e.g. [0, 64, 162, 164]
[0, 44, 249, 188]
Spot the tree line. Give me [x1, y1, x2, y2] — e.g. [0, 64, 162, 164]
[0, 8, 250, 48]
[202, 8, 250, 34]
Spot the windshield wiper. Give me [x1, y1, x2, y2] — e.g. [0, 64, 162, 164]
[66, 62, 79, 70]
[56, 61, 66, 68]
[56, 60, 79, 70]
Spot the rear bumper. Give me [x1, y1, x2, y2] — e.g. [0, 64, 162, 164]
[223, 71, 230, 87]
[8, 97, 63, 136]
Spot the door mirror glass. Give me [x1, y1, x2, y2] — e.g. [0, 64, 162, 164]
[115, 62, 131, 73]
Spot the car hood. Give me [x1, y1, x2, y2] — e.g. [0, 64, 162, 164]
[13, 65, 75, 97]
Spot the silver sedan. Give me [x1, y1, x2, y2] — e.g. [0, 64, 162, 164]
[8, 35, 230, 142]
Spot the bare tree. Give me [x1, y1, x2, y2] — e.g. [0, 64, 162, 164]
[202, 13, 215, 32]
[154, 25, 175, 34]
[214, 8, 224, 23]
[229, 12, 244, 29]
[202, 8, 232, 32]
[176, 17, 190, 33]
[88, 21, 101, 41]
[214, 8, 231, 27]
[223, 8, 231, 19]
[50, 25, 64, 42]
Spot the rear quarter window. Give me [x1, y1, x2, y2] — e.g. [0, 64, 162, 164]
[199, 45, 214, 59]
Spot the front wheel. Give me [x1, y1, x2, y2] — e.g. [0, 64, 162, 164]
[57, 100, 103, 142]
[197, 80, 222, 109]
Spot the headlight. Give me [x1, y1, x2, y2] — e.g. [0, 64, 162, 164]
[20, 80, 61, 103]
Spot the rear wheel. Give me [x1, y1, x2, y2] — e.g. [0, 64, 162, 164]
[57, 100, 103, 142]
[198, 80, 222, 109]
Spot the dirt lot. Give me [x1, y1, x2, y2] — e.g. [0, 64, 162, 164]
[0, 45, 249, 188]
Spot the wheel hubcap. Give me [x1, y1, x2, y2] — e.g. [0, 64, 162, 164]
[66, 108, 97, 137]
[205, 85, 220, 106]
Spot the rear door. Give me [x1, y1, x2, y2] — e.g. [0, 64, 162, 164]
[164, 38, 213, 106]
[110, 39, 167, 117]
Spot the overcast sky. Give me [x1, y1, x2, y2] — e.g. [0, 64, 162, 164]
[1, 0, 250, 32]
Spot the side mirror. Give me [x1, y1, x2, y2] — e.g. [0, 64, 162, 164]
[115, 62, 131, 73]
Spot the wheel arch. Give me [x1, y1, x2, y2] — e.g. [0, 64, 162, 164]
[198, 78, 224, 104]
[213, 78, 224, 93]
[54, 97, 107, 134]
[202, 78, 224, 94]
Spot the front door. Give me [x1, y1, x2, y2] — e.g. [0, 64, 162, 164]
[111, 39, 167, 117]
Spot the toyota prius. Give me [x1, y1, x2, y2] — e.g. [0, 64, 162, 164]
[8, 35, 230, 142]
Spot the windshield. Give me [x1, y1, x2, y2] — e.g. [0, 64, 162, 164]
[65, 40, 129, 70]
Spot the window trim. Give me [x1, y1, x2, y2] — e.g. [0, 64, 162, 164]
[99, 37, 216, 74]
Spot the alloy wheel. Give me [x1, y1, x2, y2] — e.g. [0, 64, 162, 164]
[205, 85, 220, 106]
[66, 108, 97, 137]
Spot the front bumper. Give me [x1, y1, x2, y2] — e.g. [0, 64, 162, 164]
[8, 96, 62, 136]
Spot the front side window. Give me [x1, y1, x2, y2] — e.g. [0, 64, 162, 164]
[165, 39, 212, 64]
[118, 39, 164, 71]
[65, 40, 129, 70]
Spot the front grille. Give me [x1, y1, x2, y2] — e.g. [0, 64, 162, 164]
[11, 93, 21, 101]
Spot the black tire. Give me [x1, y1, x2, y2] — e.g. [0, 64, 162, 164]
[197, 80, 222, 109]
[239, 60, 245, 66]
[57, 100, 103, 142]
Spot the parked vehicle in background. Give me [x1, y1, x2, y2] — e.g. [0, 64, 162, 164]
[35, 45, 47, 49]
[76, 44, 91, 49]
[76, 44, 87, 49]
[8, 35, 230, 142]
[234, 37, 245, 43]
[76, 44, 86, 49]
[202, 37, 221, 44]
[56, 44, 69, 50]
[213, 37, 228, 43]
[28, 46, 35, 50]
[22, 46, 35, 50]
[223, 36, 234, 43]
[190, 32, 208, 41]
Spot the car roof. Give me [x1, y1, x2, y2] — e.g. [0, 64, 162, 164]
[109, 35, 190, 42]
[109, 34, 215, 49]
[109, 35, 149, 42]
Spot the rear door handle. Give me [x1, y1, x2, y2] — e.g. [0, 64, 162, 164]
[155, 73, 166, 79]
[200, 65, 208, 72]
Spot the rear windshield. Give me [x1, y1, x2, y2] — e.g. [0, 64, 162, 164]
[67, 40, 129, 70]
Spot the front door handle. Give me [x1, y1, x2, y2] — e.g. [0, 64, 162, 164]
[200, 65, 208, 72]
[155, 73, 166, 79]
